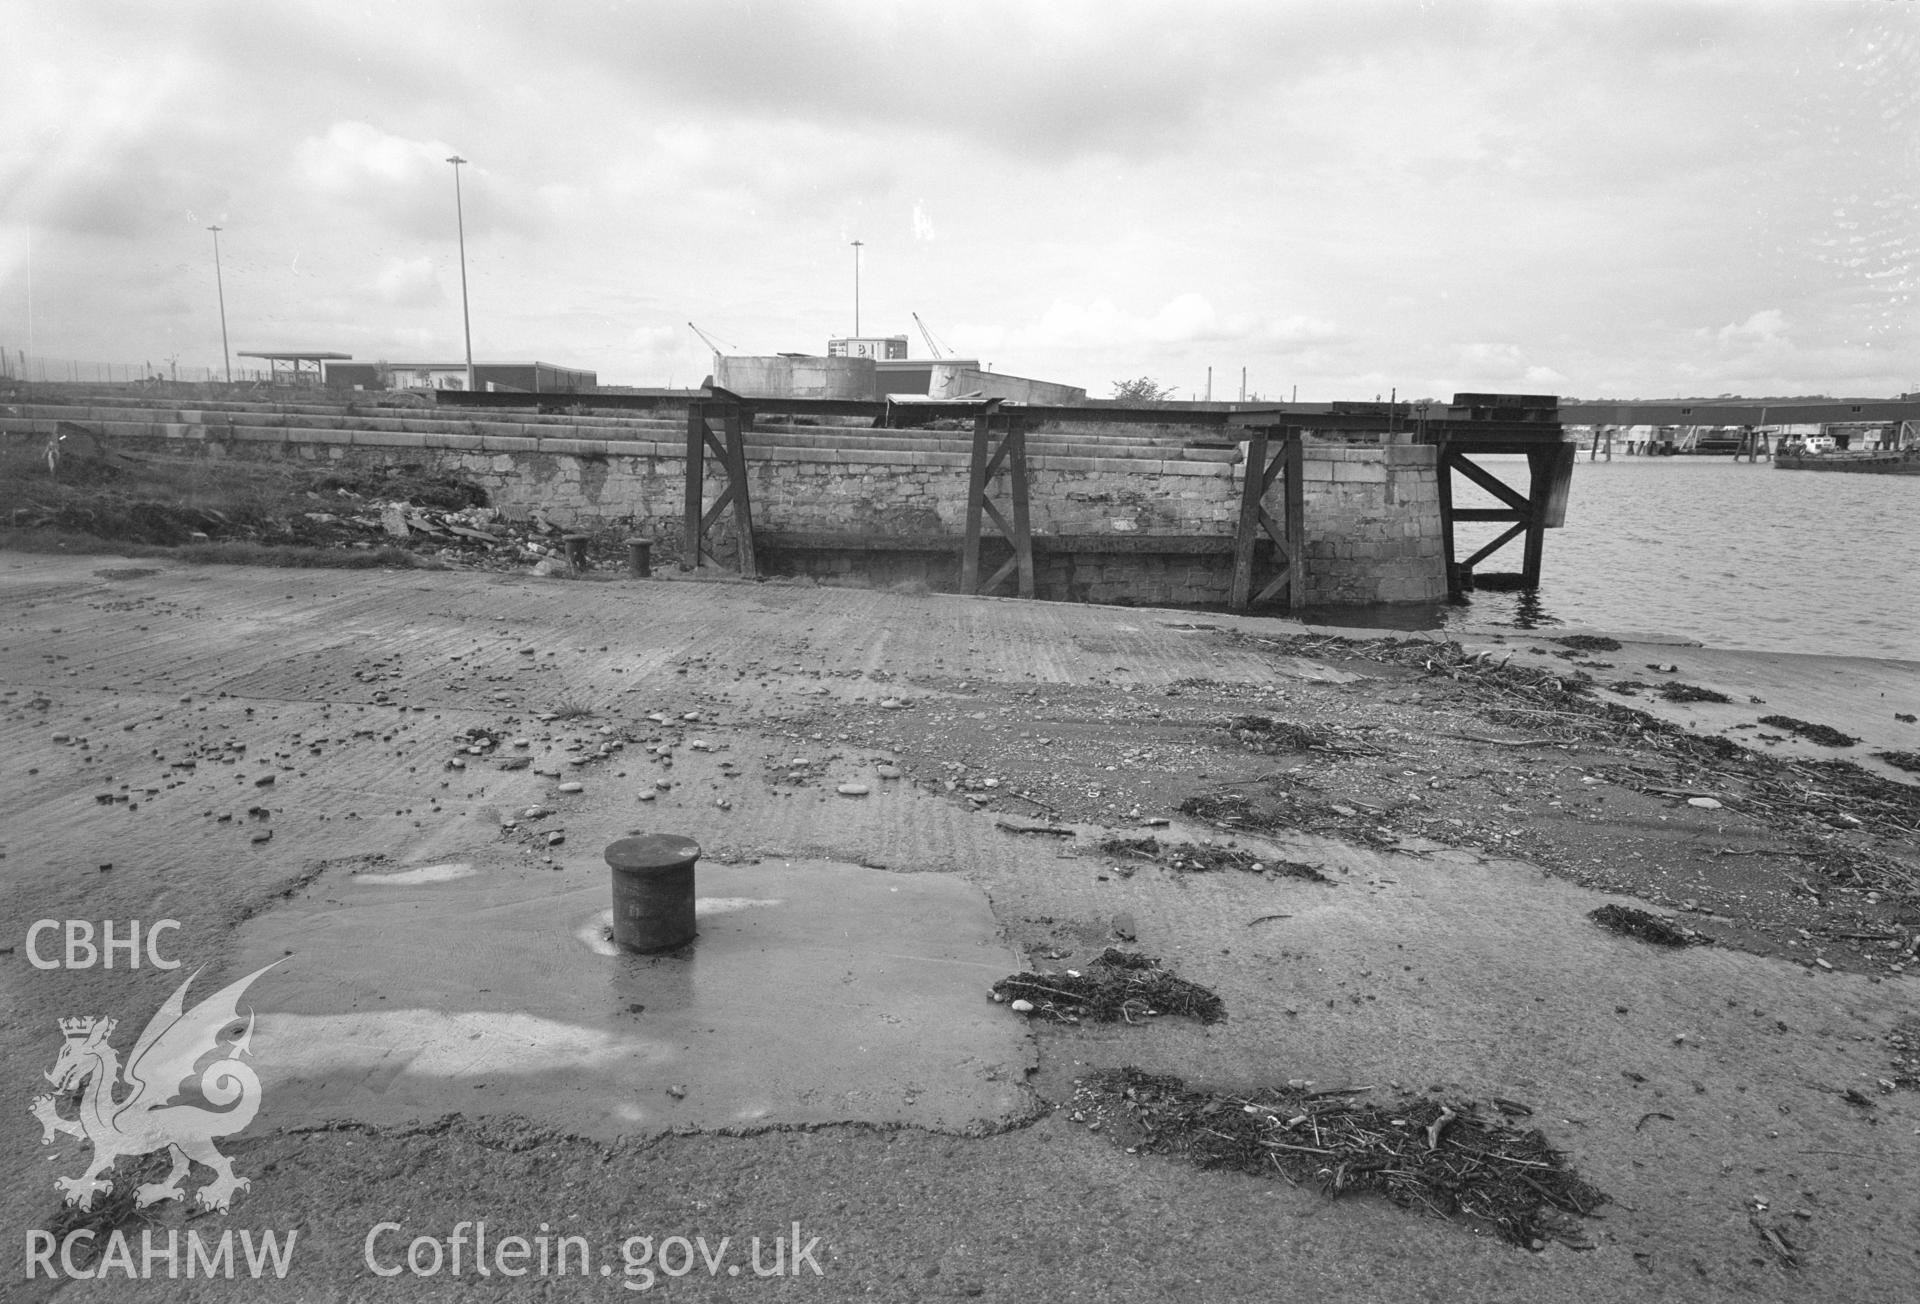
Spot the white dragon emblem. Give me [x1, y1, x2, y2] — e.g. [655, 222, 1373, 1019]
[31, 963, 279, 1214]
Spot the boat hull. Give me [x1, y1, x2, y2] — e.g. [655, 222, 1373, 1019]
[1774, 450, 1920, 474]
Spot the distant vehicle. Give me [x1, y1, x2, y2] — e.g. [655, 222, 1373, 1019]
[1779, 434, 1836, 456]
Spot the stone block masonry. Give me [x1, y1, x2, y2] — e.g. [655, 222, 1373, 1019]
[0, 401, 1450, 607]
[1293, 445, 1447, 604]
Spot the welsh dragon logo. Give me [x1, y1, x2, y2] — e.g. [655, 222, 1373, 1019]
[31, 963, 279, 1214]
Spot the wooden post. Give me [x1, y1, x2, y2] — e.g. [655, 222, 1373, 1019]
[682, 402, 705, 570]
[722, 406, 757, 579]
[1006, 419, 1034, 598]
[1283, 433, 1305, 611]
[1435, 441, 1459, 594]
[1229, 426, 1268, 610]
[1522, 449, 1550, 587]
[960, 411, 990, 594]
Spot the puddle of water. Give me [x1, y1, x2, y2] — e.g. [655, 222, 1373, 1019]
[232, 860, 1032, 1138]
[351, 861, 477, 886]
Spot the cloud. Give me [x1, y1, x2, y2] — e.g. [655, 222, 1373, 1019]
[1447, 342, 1568, 392]
[372, 256, 444, 308]
[1010, 294, 1338, 352]
[1715, 310, 1788, 347]
[294, 122, 530, 240]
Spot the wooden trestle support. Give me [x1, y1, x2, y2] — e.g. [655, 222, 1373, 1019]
[1228, 426, 1306, 611]
[959, 402, 1036, 598]
[681, 395, 757, 577]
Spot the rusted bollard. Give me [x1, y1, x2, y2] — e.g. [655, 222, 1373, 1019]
[605, 834, 699, 952]
[627, 538, 653, 577]
[562, 535, 590, 571]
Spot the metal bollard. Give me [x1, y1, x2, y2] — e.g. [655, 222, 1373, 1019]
[627, 538, 653, 577]
[605, 834, 700, 952]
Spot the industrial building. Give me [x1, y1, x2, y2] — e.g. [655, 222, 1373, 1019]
[323, 359, 597, 394]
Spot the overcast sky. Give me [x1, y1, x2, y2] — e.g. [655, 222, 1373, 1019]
[2, 1, 1913, 398]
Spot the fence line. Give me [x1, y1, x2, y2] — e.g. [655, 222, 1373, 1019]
[0, 350, 272, 385]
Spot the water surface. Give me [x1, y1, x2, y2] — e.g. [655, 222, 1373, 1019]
[1309, 456, 1918, 660]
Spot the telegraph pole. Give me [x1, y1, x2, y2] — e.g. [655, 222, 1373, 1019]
[208, 225, 231, 382]
[447, 155, 475, 393]
[850, 239, 864, 336]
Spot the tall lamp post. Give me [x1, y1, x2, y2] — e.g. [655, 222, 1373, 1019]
[850, 239, 863, 337]
[447, 155, 475, 393]
[208, 225, 231, 383]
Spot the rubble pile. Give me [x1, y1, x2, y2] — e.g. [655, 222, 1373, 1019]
[289, 489, 621, 574]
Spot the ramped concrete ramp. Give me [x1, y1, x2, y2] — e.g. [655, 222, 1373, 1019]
[234, 856, 1033, 1139]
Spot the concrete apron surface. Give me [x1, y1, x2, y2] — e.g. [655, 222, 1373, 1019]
[233, 857, 1029, 1137]
[1458, 624, 1920, 784]
[3, 557, 1916, 1302]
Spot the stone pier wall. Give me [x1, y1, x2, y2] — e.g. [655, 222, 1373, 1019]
[2, 405, 1451, 607]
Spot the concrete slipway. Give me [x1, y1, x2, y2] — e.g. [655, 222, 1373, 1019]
[1, 556, 1915, 1303]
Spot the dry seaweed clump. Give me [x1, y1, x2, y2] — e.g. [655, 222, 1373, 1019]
[1889, 1018, 1920, 1091]
[1075, 1068, 1607, 1249]
[1758, 715, 1858, 747]
[1875, 750, 1920, 775]
[1553, 634, 1623, 652]
[1227, 715, 1330, 752]
[1097, 835, 1332, 883]
[1657, 682, 1732, 704]
[1589, 903, 1711, 947]
[40, 1150, 173, 1270]
[1175, 792, 1288, 832]
[992, 950, 1225, 1025]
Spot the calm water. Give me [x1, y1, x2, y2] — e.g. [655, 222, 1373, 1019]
[1311, 456, 1919, 661]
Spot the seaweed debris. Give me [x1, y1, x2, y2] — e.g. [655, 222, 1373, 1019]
[1875, 750, 1920, 775]
[1097, 835, 1331, 883]
[1889, 1017, 1920, 1090]
[1226, 715, 1393, 757]
[1176, 792, 1289, 833]
[993, 950, 1225, 1025]
[1758, 715, 1858, 747]
[1589, 903, 1710, 947]
[40, 1150, 172, 1269]
[1227, 715, 1330, 752]
[1658, 682, 1732, 704]
[1225, 631, 1919, 900]
[1073, 1068, 1607, 1248]
[1554, 634, 1623, 652]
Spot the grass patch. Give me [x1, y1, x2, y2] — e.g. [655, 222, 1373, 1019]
[547, 696, 595, 721]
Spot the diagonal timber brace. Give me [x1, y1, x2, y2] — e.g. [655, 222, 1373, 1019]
[1230, 427, 1305, 611]
[682, 397, 757, 577]
[959, 403, 1034, 598]
[1436, 442, 1573, 593]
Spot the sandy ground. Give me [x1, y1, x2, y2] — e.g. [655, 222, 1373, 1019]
[2, 556, 1916, 1303]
